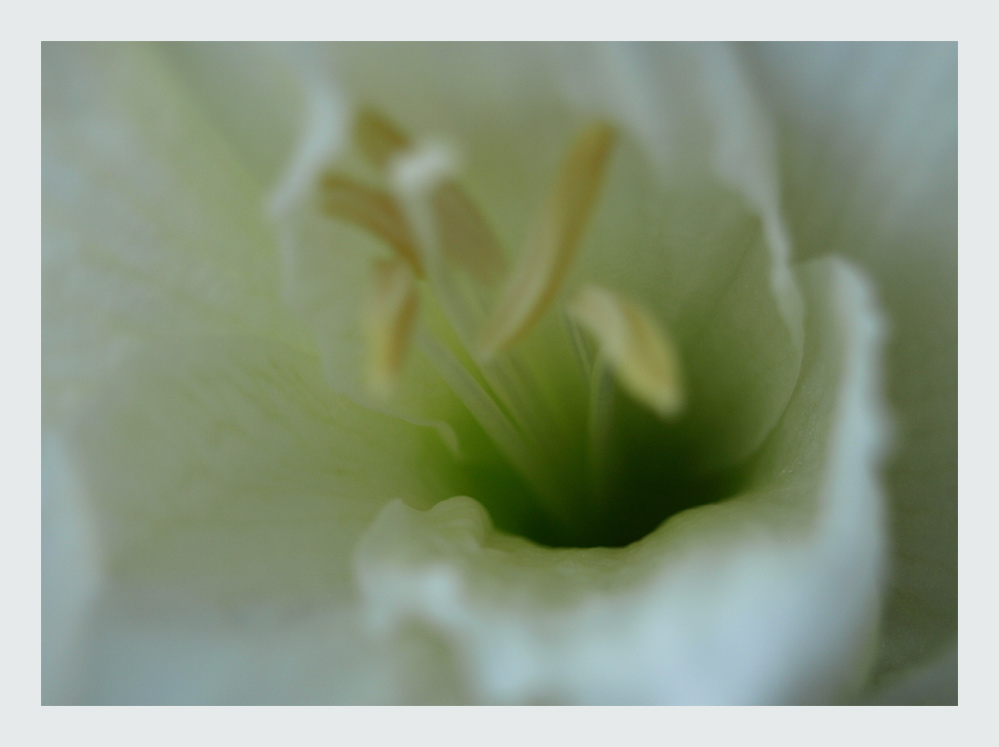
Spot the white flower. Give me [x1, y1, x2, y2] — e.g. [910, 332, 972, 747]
[41, 42, 956, 704]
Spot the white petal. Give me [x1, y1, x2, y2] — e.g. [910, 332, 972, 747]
[68, 586, 466, 705]
[41, 434, 101, 704]
[355, 258, 888, 704]
[43, 43, 310, 427]
[69, 338, 452, 600]
[58, 336, 463, 702]
[742, 42, 957, 686]
[159, 43, 308, 186]
[555, 44, 803, 340]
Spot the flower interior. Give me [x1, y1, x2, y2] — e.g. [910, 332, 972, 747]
[316, 108, 775, 548]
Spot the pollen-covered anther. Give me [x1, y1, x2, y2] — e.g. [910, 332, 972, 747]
[478, 122, 617, 358]
[355, 106, 411, 170]
[568, 285, 685, 419]
[319, 172, 424, 276]
[364, 258, 420, 399]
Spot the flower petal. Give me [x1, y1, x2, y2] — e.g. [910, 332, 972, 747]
[355, 258, 888, 704]
[59, 336, 464, 702]
[70, 338, 452, 600]
[42, 43, 310, 426]
[41, 435, 101, 704]
[741, 42, 957, 685]
[158, 42, 307, 186]
[68, 592, 467, 705]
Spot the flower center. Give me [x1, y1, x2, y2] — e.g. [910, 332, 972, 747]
[319, 109, 742, 548]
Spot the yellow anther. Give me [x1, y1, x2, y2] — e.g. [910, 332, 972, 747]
[364, 258, 420, 399]
[568, 285, 684, 419]
[319, 172, 424, 276]
[355, 107, 411, 169]
[432, 183, 505, 284]
[478, 122, 617, 358]
[355, 107, 505, 284]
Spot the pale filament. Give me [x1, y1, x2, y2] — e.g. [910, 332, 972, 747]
[363, 258, 420, 398]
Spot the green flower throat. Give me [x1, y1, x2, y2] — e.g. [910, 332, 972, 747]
[319, 108, 760, 548]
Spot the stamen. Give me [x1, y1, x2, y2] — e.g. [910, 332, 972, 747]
[356, 107, 505, 283]
[364, 258, 420, 399]
[431, 183, 505, 284]
[319, 172, 424, 276]
[419, 335, 571, 525]
[355, 107, 411, 169]
[388, 141, 474, 343]
[568, 285, 685, 419]
[477, 122, 617, 358]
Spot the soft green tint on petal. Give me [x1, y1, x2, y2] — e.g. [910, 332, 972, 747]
[42, 43, 310, 426]
[61, 337, 465, 702]
[557, 44, 803, 341]
[69, 337, 452, 599]
[356, 258, 887, 704]
[741, 42, 957, 685]
[159, 43, 307, 187]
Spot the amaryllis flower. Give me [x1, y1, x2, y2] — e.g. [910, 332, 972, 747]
[41, 42, 956, 704]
